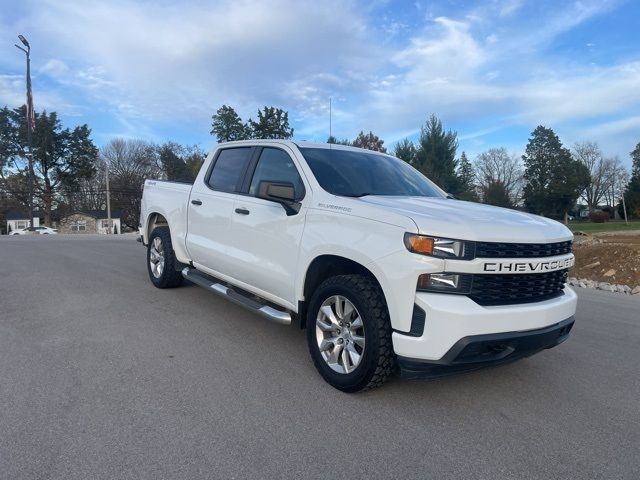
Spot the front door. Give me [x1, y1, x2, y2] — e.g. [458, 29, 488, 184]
[228, 146, 308, 307]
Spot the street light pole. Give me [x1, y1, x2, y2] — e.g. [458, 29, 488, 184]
[15, 35, 35, 226]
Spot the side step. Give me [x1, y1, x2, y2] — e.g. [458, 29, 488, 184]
[181, 268, 291, 325]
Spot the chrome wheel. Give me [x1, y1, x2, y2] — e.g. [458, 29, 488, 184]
[149, 237, 165, 278]
[315, 295, 365, 374]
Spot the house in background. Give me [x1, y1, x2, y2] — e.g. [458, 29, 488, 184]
[57, 210, 123, 234]
[5, 209, 45, 233]
[4, 209, 122, 234]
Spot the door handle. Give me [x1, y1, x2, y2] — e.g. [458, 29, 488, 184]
[191, 199, 202, 205]
[235, 208, 250, 215]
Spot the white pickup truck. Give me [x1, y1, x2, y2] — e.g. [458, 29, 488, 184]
[139, 140, 577, 392]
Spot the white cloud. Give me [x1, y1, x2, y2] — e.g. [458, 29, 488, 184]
[0, 74, 23, 107]
[343, 3, 639, 155]
[516, 62, 640, 124]
[21, 0, 373, 125]
[393, 17, 485, 80]
[40, 59, 69, 78]
[497, 0, 524, 17]
[0, 0, 636, 162]
[0, 73, 77, 114]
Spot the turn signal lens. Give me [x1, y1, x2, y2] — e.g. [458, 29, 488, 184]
[404, 234, 434, 255]
[404, 233, 468, 258]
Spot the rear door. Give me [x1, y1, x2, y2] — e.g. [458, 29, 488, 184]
[186, 146, 255, 274]
[228, 146, 308, 307]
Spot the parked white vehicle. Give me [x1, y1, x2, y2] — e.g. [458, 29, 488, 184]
[9, 226, 58, 235]
[139, 140, 577, 392]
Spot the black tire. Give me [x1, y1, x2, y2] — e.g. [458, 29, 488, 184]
[147, 226, 184, 289]
[306, 274, 395, 392]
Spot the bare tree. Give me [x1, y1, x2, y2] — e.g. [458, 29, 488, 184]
[103, 138, 160, 180]
[572, 142, 607, 211]
[102, 138, 160, 229]
[57, 157, 108, 213]
[601, 157, 629, 209]
[474, 148, 523, 205]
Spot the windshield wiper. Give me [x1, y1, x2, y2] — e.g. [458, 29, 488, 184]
[340, 192, 373, 198]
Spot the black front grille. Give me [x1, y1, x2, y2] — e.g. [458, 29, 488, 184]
[469, 269, 568, 306]
[473, 240, 572, 258]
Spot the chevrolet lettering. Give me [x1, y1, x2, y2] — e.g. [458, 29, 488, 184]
[138, 140, 577, 392]
[483, 257, 574, 273]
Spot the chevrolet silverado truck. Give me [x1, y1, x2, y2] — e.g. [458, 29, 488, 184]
[139, 140, 577, 392]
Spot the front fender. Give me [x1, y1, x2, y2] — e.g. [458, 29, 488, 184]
[296, 209, 422, 331]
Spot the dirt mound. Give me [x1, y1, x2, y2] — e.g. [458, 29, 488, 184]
[571, 232, 640, 287]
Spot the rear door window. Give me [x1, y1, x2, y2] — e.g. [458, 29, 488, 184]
[207, 147, 252, 193]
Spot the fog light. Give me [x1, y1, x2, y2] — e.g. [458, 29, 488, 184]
[417, 273, 471, 294]
[417, 274, 431, 290]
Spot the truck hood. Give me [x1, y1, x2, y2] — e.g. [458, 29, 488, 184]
[358, 196, 573, 243]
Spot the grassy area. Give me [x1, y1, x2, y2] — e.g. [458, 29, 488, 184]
[567, 220, 640, 233]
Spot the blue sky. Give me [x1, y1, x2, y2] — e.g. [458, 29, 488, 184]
[1, 0, 639, 167]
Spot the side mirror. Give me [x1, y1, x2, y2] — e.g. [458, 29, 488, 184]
[258, 181, 301, 215]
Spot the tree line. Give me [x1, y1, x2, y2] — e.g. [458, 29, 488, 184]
[390, 117, 634, 220]
[1, 105, 205, 230]
[2, 102, 640, 233]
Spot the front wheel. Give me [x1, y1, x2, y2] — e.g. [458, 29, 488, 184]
[147, 226, 184, 288]
[306, 275, 395, 392]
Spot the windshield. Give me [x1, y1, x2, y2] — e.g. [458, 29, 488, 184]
[299, 147, 444, 198]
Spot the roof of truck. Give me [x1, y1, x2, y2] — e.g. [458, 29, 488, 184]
[211, 139, 391, 155]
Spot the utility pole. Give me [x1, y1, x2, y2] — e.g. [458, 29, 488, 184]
[105, 162, 112, 234]
[618, 175, 629, 225]
[15, 34, 35, 226]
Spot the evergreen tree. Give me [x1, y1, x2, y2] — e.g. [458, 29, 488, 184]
[157, 142, 204, 183]
[327, 136, 352, 146]
[522, 126, 590, 219]
[414, 115, 461, 193]
[185, 151, 204, 181]
[621, 142, 640, 218]
[158, 142, 190, 182]
[482, 179, 512, 207]
[394, 138, 416, 166]
[352, 131, 386, 152]
[247, 106, 294, 139]
[210, 105, 249, 142]
[456, 151, 478, 201]
[0, 106, 98, 225]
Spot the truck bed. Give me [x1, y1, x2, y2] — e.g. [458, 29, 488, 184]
[140, 179, 192, 261]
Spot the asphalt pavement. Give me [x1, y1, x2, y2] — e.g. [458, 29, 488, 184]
[0, 234, 638, 479]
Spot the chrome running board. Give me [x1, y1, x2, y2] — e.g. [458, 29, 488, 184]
[181, 268, 292, 325]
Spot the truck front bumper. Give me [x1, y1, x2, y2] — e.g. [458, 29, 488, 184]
[397, 316, 574, 379]
[391, 286, 577, 365]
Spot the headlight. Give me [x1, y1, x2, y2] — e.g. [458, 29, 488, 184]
[404, 233, 469, 259]
[417, 273, 472, 294]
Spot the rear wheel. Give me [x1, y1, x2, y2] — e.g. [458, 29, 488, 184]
[147, 226, 184, 288]
[306, 274, 395, 392]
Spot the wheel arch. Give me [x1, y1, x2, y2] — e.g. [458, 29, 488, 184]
[145, 212, 168, 242]
[298, 254, 388, 329]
